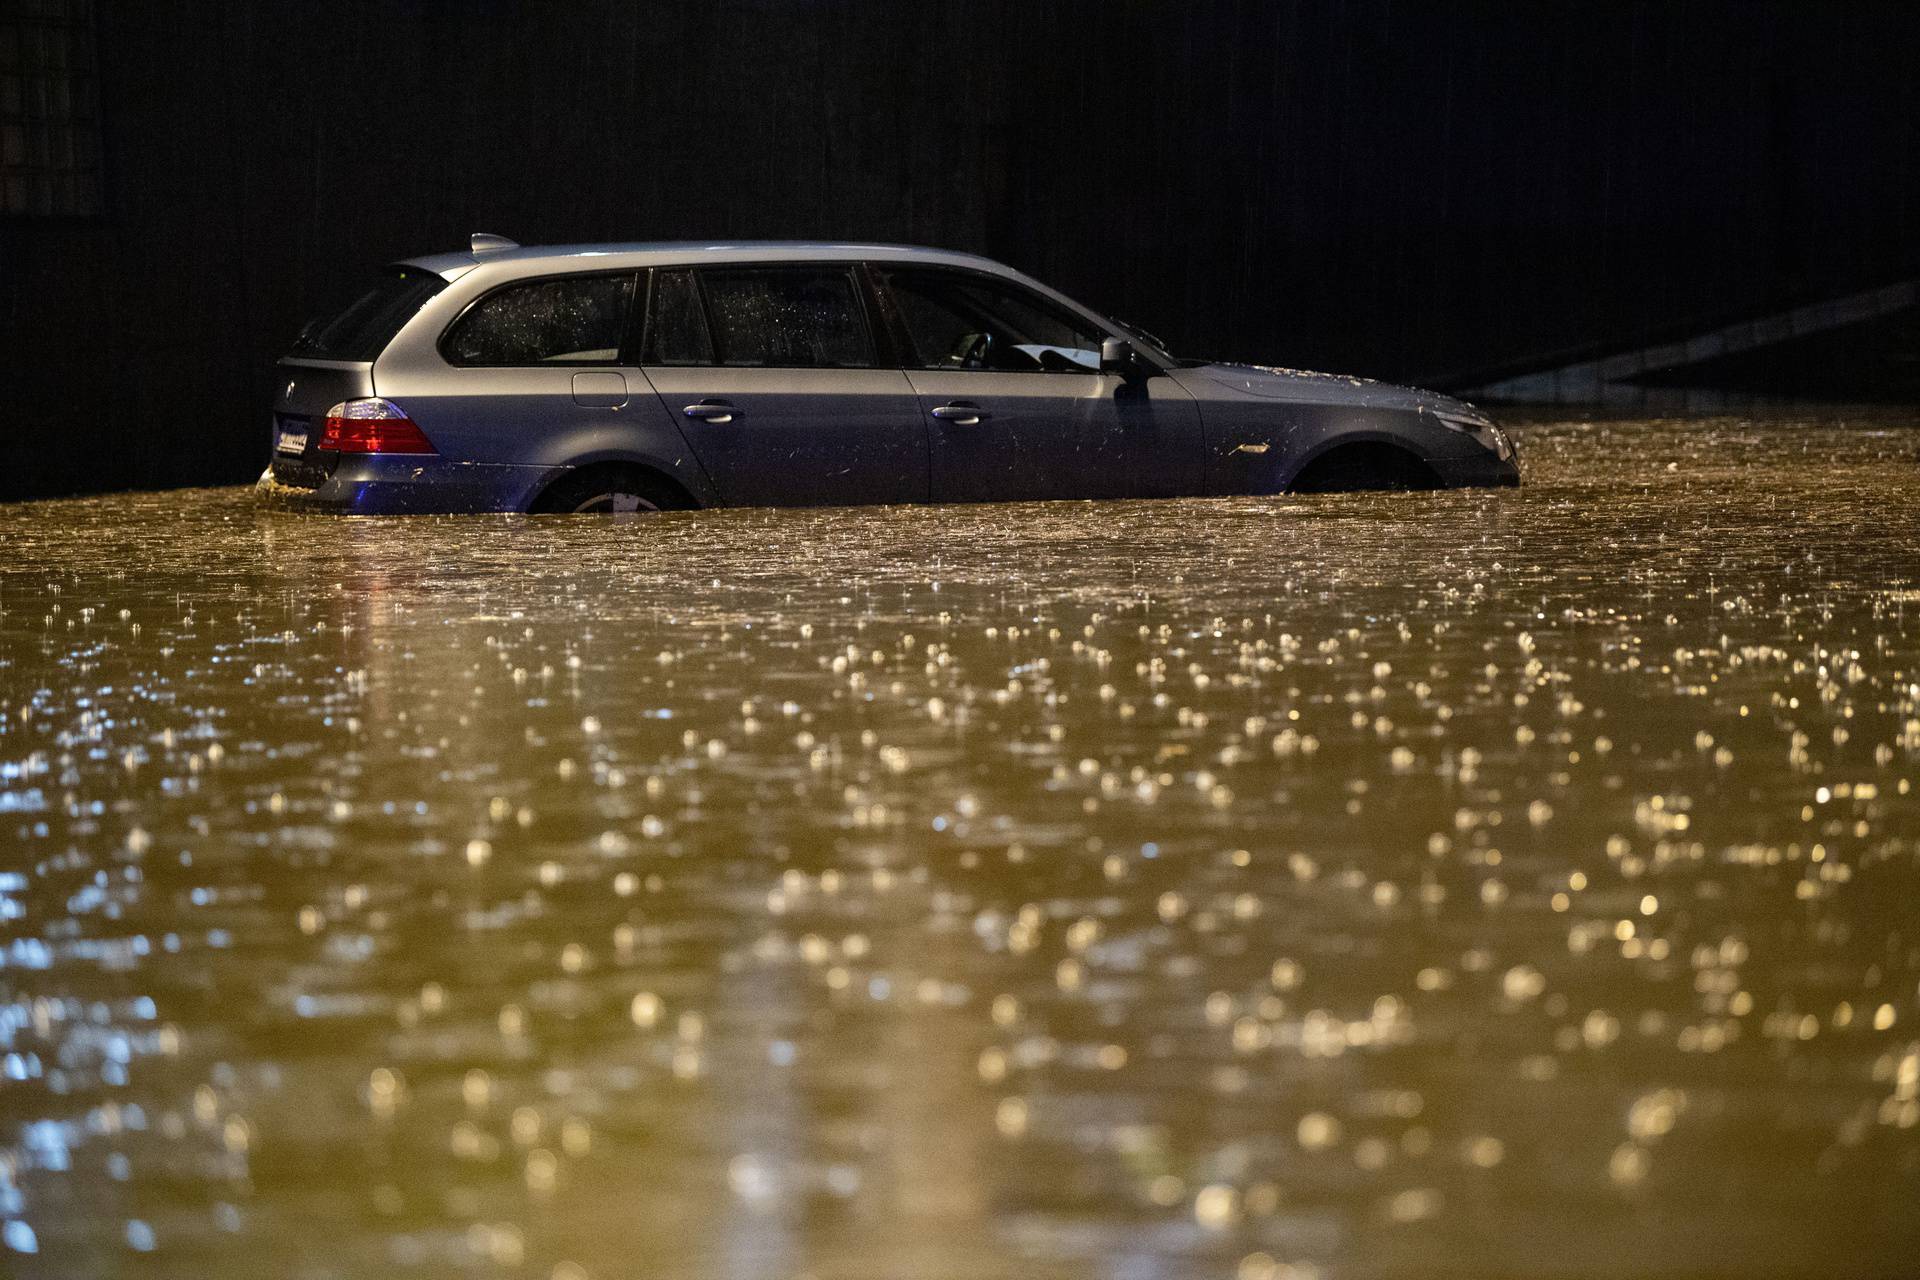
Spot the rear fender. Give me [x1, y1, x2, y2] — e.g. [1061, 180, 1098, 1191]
[520, 443, 717, 511]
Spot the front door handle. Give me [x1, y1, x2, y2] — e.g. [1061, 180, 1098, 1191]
[930, 402, 987, 425]
[684, 399, 737, 423]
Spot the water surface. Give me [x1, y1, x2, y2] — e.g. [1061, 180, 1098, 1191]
[3, 414, 1919, 1278]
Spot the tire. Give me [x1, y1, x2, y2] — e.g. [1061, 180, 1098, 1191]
[529, 467, 694, 514]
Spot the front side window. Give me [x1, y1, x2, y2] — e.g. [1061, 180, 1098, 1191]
[699, 267, 874, 368]
[881, 268, 1104, 373]
[443, 273, 635, 366]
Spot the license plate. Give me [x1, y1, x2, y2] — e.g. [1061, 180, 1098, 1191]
[275, 427, 308, 455]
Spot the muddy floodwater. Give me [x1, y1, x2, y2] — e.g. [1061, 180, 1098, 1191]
[3, 413, 1920, 1279]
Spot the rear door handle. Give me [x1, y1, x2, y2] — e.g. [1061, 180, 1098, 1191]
[684, 399, 737, 423]
[930, 402, 987, 425]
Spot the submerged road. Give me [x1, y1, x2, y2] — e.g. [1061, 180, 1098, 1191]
[2, 412, 1918, 1278]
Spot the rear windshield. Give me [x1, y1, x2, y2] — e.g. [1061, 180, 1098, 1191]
[290, 267, 445, 361]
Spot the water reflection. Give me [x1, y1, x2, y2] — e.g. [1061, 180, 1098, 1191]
[3, 414, 1919, 1277]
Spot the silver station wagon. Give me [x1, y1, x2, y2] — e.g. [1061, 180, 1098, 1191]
[262, 237, 1518, 513]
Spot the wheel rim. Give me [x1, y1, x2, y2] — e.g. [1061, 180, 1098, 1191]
[571, 491, 660, 514]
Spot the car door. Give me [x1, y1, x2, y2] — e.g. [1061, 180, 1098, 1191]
[873, 265, 1204, 503]
[638, 264, 926, 508]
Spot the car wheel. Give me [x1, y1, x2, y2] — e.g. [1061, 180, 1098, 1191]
[530, 467, 693, 515]
[571, 489, 658, 513]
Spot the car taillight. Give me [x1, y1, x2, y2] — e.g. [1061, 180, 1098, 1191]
[317, 398, 436, 454]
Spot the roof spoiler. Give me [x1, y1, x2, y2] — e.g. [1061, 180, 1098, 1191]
[470, 233, 519, 255]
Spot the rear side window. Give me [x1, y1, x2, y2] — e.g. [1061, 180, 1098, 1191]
[443, 273, 636, 366]
[292, 268, 445, 361]
[641, 269, 714, 365]
[699, 267, 873, 368]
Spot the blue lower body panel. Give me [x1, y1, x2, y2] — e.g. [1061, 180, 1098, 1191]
[256, 457, 558, 514]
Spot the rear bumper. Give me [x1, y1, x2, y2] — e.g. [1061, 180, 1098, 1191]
[255, 456, 558, 513]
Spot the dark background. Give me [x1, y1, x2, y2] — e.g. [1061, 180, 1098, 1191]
[3, 0, 1918, 502]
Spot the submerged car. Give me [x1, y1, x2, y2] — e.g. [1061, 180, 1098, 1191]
[261, 237, 1517, 513]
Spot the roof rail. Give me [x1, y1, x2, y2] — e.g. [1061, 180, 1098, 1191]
[470, 233, 519, 255]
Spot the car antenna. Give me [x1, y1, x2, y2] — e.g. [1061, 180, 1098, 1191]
[470, 233, 519, 254]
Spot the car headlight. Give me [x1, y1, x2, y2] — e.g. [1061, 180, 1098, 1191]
[1435, 410, 1514, 462]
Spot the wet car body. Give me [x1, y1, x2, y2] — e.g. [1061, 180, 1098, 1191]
[261, 239, 1518, 513]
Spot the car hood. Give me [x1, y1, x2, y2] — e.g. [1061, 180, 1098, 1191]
[1176, 362, 1487, 421]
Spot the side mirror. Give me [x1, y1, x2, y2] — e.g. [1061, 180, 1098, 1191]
[1100, 336, 1141, 377]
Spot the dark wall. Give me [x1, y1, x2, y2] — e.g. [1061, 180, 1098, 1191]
[4, 0, 1917, 501]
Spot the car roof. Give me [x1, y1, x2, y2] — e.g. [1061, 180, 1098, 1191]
[396, 240, 1014, 280]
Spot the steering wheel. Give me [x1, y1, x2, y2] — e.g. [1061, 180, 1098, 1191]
[954, 331, 993, 369]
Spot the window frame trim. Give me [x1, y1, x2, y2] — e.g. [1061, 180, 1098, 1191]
[633, 265, 720, 368]
[436, 268, 643, 369]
